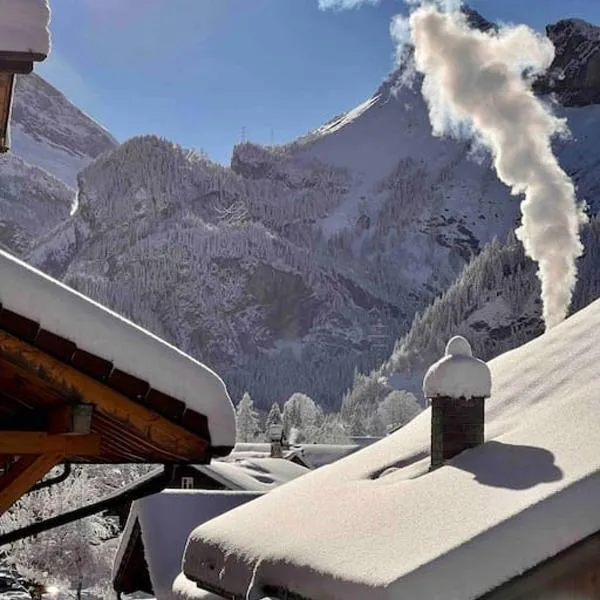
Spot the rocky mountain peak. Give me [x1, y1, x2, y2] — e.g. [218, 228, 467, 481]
[10, 74, 118, 186]
[534, 17, 600, 106]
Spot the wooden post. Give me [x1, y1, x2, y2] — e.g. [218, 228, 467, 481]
[0, 453, 63, 515]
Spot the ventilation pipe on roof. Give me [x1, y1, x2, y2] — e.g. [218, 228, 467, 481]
[423, 336, 492, 471]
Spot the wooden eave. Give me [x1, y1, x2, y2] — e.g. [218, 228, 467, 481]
[0, 53, 45, 154]
[0, 303, 231, 461]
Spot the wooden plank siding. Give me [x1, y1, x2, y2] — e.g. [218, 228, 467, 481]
[483, 530, 600, 600]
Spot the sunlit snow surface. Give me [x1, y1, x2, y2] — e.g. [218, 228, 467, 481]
[179, 298, 600, 599]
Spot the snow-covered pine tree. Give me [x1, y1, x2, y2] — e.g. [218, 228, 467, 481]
[264, 402, 283, 437]
[377, 390, 422, 432]
[235, 392, 260, 442]
[282, 393, 318, 442]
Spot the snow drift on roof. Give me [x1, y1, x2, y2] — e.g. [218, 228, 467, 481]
[231, 443, 362, 468]
[139, 491, 263, 600]
[198, 457, 309, 492]
[173, 573, 227, 600]
[423, 335, 491, 399]
[0, 250, 235, 447]
[180, 296, 600, 599]
[0, 0, 51, 56]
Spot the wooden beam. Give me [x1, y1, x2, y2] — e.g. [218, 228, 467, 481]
[0, 432, 101, 456]
[0, 331, 209, 462]
[0, 454, 62, 515]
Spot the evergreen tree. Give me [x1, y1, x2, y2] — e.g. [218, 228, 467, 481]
[377, 390, 422, 432]
[282, 393, 318, 442]
[264, 402, 283, 438]
[235, 392, 260, 442]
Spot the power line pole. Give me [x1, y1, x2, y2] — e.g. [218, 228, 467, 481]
[241, 126, 247, 143]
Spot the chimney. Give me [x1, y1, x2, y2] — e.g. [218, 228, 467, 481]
[423, 336, 491, 471]
[268, 423, 285, 459]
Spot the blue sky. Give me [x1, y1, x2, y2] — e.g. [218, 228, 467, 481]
[38, 0, 600, 165]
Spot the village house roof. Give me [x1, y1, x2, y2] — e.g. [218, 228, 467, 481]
[0, 1, 51, 154]
[0, 249, 236, 513]
[193, 456, 310, 492]
[0, 0, 50, 58]
[176, 296, 600, 600]
[113, 459, 310, 599]
[115, 491, 262, 600]
[231, 442, 363, 469]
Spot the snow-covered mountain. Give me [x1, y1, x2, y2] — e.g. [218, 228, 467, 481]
[534, 18, 600, 107]
[0, 73, 117, 257]
[11, 74, 118, 186]
[355, 16, 600, 406]
[7, 14, 600, 410]
[27, 62, 532, 409]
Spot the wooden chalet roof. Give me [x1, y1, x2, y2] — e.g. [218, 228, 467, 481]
[0, 308, 221, 462]
[0, 250, 236, 513]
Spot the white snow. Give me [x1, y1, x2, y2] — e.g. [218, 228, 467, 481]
[138, 491, 263, 600]
[0, 0, 50, 57]
[179, 296, 600, 599]
[0, 249, 236, 448]
[230, 443, 362, 469]
[194, 457, 310, 492]
[173, 573, 227, 600]
[422, 335, 491, 399]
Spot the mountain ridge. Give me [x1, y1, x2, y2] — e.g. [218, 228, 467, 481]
[6, 13, 600, 409]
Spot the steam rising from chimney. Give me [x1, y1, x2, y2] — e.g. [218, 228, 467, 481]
[399, 4, 587, 329]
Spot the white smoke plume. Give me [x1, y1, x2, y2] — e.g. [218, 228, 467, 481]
[403, 5, 587, 329]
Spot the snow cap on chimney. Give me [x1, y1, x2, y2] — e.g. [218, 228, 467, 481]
[423, 336, 491, 401]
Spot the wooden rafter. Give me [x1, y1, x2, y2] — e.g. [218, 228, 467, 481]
[0, 453, 62, 515]
[0, 330, 209, 462]
[0, 72, 14, 153]
[0, 432, 101, 455]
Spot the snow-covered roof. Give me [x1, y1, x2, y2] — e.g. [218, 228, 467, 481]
[0, 249, 235, 448]
[137, 491, 263, 600]
[179, 296, 600, 600]
[0, 0, 51, 57]
[194, 457, 310, 492]
[231, 443, 362, 469]
[113, 460, 307, 599]
[423, 335, 492, 399]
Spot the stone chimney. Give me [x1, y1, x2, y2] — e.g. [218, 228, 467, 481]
[423, 336, 491, 471]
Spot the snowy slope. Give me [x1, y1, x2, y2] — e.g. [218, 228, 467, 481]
[20, 13, 600, 409]
[180, 297, 600, 600]
[0, 73, 117, 260]
[10, 74, 117, 187]
[27, 75, 525, 408]
[0, 153, 74, 255]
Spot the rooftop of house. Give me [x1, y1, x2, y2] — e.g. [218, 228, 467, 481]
[193, 456, 310, 492]
[0, 248, 236, 464]
[115, 491, 263, 600]
[176, 296, 600, 600]
[231, 442, 364, 469]
[0, 0, 50, 57]
[113, 457, 310, 599]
